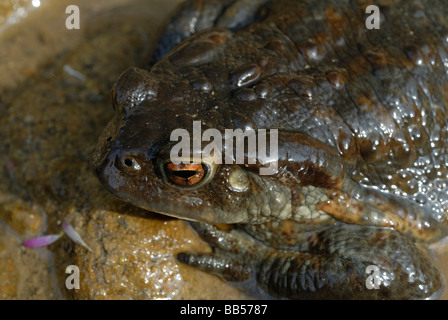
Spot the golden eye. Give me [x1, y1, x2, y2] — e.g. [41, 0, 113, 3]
[165, 162, 207, 186]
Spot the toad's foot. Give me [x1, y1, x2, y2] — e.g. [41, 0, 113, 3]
[178, 222, 443, 299]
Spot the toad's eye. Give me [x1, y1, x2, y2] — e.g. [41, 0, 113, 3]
[164, 162, 207, 186]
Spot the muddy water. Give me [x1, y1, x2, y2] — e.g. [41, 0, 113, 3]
[0, 0, 447, 300]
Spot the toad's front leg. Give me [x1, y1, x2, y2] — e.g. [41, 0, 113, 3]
[178, 222, 442, 299]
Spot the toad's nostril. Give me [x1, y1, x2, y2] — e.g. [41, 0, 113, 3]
[124, 158, 133, 167]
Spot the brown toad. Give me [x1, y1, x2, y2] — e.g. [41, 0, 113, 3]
[91, 0, 448, 299]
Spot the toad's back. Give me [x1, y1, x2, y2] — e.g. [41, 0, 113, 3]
[151, 0, 448, 237]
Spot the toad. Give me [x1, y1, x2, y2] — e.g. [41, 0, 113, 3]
[91, 0, 448, 299]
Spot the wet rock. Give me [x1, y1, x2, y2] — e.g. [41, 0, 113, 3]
[0, 196, 43, 237]
[0, 224, 58, 299]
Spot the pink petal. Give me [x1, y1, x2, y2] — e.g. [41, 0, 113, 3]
[24, 233, 63, 247]
[62, 221, 93, 252]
